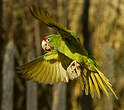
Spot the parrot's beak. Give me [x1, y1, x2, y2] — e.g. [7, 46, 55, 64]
[41, 40, 51, 51]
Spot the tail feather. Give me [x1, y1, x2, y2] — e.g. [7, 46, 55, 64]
[83, 75, 89, 95]
[94, 66, 118, 99]
[94, 73, 109, 97]
[89, 76, 94, 98]
[95, 67, 112, 86]
[80, 66, 118, 99]
[79, 76, 84, 90]
[105, 83, 118, 99]
[91, 72, 101, 98]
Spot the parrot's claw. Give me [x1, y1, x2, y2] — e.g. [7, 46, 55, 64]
[67, 60, 81, 79]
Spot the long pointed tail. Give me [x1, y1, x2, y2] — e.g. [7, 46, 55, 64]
[80, 66, 118, 99]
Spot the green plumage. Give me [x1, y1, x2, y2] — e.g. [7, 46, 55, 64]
[16, 6, 118, 99]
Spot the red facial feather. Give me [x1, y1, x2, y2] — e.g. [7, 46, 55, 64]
[42, 36, 47, 41]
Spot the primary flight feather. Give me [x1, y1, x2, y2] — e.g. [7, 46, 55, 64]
[17, 6, 118, 99]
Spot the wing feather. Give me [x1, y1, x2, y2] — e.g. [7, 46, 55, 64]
[59, 63, 66, 82]
[56, 63, 59, 83]
[27, 62, 41, 79]
[51, 64, 56, 84]
[30, 6, 79, 40]
[16, 51, 71, 84]
[41, 62, 50, 83]
[31, 62, 44, 81]
[17, 57, 42, 70]
[45, 65, 52, 83]
[35, 62, 46, 83]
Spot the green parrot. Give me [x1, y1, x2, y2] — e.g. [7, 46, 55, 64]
[16, 6, 118, 99]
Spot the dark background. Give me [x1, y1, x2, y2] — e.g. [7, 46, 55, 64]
[0, 0, 124, 110]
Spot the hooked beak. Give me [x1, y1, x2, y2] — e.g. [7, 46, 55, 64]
[41, 40, 51, 51]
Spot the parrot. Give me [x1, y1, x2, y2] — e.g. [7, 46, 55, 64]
[16, 6, 118, 99]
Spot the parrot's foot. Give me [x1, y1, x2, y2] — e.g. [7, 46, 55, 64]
[67, 60, 81, 79]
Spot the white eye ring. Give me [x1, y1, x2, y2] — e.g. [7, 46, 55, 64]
[46, 38, 51, 42]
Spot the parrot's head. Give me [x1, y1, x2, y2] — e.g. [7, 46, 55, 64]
[41, 34, 59, 51]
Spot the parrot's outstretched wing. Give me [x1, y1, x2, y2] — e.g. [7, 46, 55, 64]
[16, 51, 76, 84]
[30, 6, 79, 40]
[79, 66, 118, 99]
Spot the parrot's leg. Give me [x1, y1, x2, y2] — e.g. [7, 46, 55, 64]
[67, 60, 81, 78]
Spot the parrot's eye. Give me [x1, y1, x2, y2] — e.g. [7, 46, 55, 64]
[46, 38, 51, 43]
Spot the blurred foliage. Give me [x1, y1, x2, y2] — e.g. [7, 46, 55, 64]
[0, 0, 124, 110]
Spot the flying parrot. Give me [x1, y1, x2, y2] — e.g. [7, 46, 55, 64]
[16, 6, 118, 99]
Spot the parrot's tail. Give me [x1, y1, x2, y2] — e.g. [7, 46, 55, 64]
[79, 66, 118, 99]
